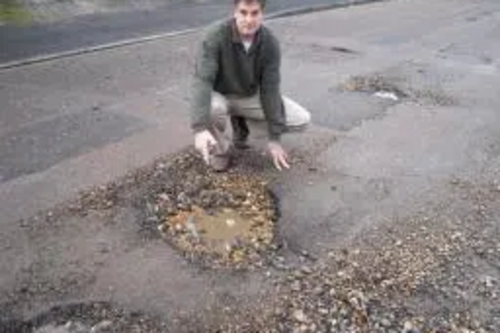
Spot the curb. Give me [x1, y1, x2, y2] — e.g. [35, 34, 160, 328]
[0, 27, 198, 71]
[0, 0, 384, 71]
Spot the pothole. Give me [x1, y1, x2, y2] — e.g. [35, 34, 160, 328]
[339, 69, 458, 106]
[143, 150, 280, 269]
[21, 147, 282, 270]
[1, 302, 167, 333]
[341, 74, 409, 100]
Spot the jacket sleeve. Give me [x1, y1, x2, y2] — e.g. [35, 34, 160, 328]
[190, 28, 220, 133]
[260, 34, 286, 142]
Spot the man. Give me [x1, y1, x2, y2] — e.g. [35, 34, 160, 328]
[190, 0, 311, 171]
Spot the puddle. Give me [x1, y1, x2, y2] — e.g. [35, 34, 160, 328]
[166, 206, 273, 255]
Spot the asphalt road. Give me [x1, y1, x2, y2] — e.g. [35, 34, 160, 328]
[0, 0, 373, 64]
[1, 1, 499, 330]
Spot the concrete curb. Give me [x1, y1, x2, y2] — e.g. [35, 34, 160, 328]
[0, 27, 198, 71]
[0, 0, 384, 71]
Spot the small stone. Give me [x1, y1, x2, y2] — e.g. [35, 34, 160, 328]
[159, 193, 170, 201]
[291, 281, 301, 292]
[483, 276, 495, 288]
[381, 318, 391, 327]
[90, 320, 113, 333]
[64, 321, 88, 333]
[301, 266, 313, 274]
[402, 321, 418, 333]
[313, 286, 323, 295]
[293, 309, 308, 323]
[226, 219, 236, 227]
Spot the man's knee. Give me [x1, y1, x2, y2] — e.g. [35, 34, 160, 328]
[283, 96, 311, 131]
[296, 109, 311, 127]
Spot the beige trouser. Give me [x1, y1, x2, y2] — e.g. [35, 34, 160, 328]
[209, 92, 311, 154]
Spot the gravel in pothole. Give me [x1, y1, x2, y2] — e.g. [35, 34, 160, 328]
[143, 149, 280, 269]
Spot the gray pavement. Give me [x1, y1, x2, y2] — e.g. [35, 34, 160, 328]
[1, 0, 500, 330]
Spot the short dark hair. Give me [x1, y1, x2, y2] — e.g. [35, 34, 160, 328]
[234, 0, 266, 9]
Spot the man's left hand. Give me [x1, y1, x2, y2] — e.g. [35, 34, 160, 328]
[268, 141, 290, 171]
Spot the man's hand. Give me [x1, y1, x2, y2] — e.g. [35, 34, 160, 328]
[195, 130, 217, 164]
[268, 141, 290, 171]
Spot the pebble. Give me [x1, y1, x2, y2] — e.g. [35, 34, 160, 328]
[381, 318, 392, 327]
[301, 266, 313, 274]
[90, 320, 113, 332]
[293, 309, 308, 323]
[291, 281, 302, 292]
[158, 193, 170, 201]
[318, 308, 328, 315]
[403, 321, 419, 333]
[483, 276, 495, 288]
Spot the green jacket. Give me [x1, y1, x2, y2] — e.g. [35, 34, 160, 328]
[190, 19, 286, 141]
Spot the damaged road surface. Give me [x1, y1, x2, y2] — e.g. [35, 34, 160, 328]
[1, 0, 500, 332]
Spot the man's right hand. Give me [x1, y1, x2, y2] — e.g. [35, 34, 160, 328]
[195, 130, 217, 164]
[268, 141, 290, 171]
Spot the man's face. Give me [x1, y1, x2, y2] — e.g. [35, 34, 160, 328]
[234, 1, 263, 38]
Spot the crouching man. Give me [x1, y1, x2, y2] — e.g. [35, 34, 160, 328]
[190, 0, 311, 171]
